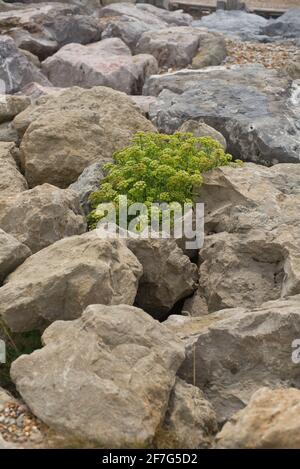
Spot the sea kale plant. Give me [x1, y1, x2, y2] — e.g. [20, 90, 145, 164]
[88, 132, 235, 230]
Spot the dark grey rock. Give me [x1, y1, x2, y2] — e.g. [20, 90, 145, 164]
[262, 9, 300, 40]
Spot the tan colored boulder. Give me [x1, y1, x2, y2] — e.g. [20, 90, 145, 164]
[0, 231, 142, 332]
[13, 86, 156, 188]
[0, 142, 27, 196]
[11, 304, 185, 447]
[216, 387, 300, 449]
[178, 119, 227, 149]
[0, 184, 86, 253]
[0, 229, 31, 285]
[0, 95, 30, 124]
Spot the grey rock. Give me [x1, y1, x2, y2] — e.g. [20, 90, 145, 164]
[0, 229, 31, 285]
[0, 35, 50, 94]
[157, 378, 217, 449]
[0, 183, 87, 253]
[69, 160, 112, 215]
[144, 64, 300, 164]
[177, 294, 300, 423]
[0, 231, 142, 332]
[10, 304, 185, 447]
[0, 121, 19, 143]
[129, 95, 158, 117]
[262, 8, 300, 40]
[42, 38, 158, 94]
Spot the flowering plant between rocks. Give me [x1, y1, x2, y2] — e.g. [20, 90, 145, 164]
[88, 132, 235, 232]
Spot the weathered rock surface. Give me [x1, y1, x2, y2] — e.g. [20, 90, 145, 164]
[156, 378, 217, 449]
[262, 9, 300, 40]
[192, 33, 227, 69]
[126, 238, 198, 318]
[0, 35, 50, 94]
[176, 294, 300, 423]
[216, 387, 300, 449]
[286, 51, 300, 79]
[0, 229, 31, 285]
[14, 86, 156, 188]
[99, 2, 192, 52]
[0, 122, 19, 143]
[145, 64, 300, 164]
[0, 95, 30, 123]
[178, 120, 227, 149]
[0, 184, 86, 253]
[193, 163, 300, 312]
[0, 142, 27, 196]
[42, 38, 158, 93]
[136, 27, 202, 68]
[69, 160, 112, 215]
[0, 231, 142, 332]
[11, 304, 185, 447]
[192, 10, 269, 41]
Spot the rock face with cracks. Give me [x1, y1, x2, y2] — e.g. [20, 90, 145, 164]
[0, 229, 31, 285]
[0, 142, 27, 196]
[0, 231, 142, 332]
[10, 304, 185, 448]
[13, 86, 156, 188]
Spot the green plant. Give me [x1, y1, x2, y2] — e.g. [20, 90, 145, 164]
[88, 132, 235, 230]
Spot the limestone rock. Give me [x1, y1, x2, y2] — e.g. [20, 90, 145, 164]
[0, 95, 30, 124]
[0, 142, 27, 196]
[0, 184, 86, 253]
[0, 229, 31, 285]
[144, 64, 300, 164]
[178, 120, 227, 149]
[192, 33, 227, 69]
[156, 378, 217, 449]
[0, 35, 50, 94]
[42, 38, 158, 94]
[177, 294, 300, 423]
[10, 304, 185, 447]
[0, 231, 142, 332]
[216, 387, 300, 449]
[13, 86, 156, 188]
[127, 238, 198, 318]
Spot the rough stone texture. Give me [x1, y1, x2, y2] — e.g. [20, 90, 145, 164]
[178, 120, 227, 149]
[42, 38, 158, 94]
[176, 294, 300, 423]
[69, 159, 112, 215]
[0, 35, 50, 94]
[192, 33, 227, 69]
[193, 163, 300, 313]
[0, 229, 31, 285]
[262, 8, 300, 40]
[0, 122, 19, 143]
[156, 378, 217, 449]
[136, 27, 202, 68]
[0, 231, 142, 332]
[286, 52, 300, 79]
[19, 0, 101, 14]
[0, 142, 27, 196]
[99, 2, 192, 52]
[127, 238, 198, 318]
[0, 95, 30, 124]
[0, 184, 86, 253]
[192, 10, 269, 41]
[13, 86, 156, 188]
[129, 95, 158, 117]
[216, 387, 300, 449]
[144, 64, 300, 164]
[10, 304, 185, 447]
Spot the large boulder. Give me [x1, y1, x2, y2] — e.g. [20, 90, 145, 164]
[10, 304, 185, 447]
[42, 38, 158, 93]
[13, 86, 156, 188]
[262, 9, 300, 40]
[0, 142, 27, 196]
[156, 378, 217, 449]
[99, 2, 192, 52]
[0, 229, 31, 285]
[0, 184, 86, 253]
[192, 10, 269, 41]
[192, 163, 300, 313]
[127, 238, 198, 319]
[0, 231, 142, 332]
[144, 64, 300, 164]
[136, 27, 202, 69]
[0, 3, 102, 60]
[0, 35, 50, 94]
[216, 387, 300, 449]
[175, 294, 300, 423]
